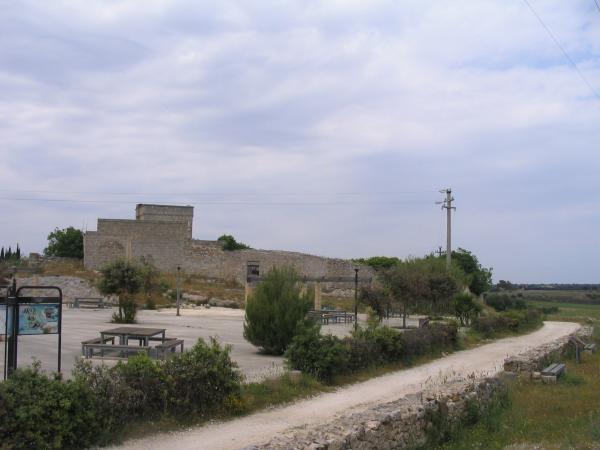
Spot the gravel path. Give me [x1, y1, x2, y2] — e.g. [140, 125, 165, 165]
[114, 321, 579, 450]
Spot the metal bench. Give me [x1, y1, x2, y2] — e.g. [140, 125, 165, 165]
[541, 362, 566, 383]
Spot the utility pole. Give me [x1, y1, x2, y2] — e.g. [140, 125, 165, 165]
[437, 188, 456, 270]
[354, 268, 359, 331]
[176, 265, 181, 317]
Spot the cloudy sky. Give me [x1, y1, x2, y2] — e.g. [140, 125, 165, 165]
[1, 0, 599, 283]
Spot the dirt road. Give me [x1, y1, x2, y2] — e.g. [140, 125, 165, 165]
[115, 321, 579, 450]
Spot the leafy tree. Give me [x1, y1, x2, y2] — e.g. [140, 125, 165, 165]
[353, 256, 401, 271]
[217, 234, 251, 251]
[496, 280, 515, 291]
[451, 248, 492, 296]
[380, 263, 430, 328]
[358, 285, 391, 321]
[97, 259, 142, 323]
[243, 266, 313, 355]
[44, 227, 84, 259]
[452, 293, 482, 326]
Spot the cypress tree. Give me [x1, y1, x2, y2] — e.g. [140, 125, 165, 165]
[0, 247, 4, 261]
[6, 246, 11, 260]
[15, 244, 20, 260]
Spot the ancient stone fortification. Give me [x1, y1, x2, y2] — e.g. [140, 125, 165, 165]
[247, 326, 589, 450]
[84, 204, 373, 285]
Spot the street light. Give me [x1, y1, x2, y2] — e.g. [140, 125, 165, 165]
[176, 265, 181, 317]
[354, 268, 359, 330]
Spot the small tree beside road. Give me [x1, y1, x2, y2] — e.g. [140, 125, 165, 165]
[243, 267, 313, 355]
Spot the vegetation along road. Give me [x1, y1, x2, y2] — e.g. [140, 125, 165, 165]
[114, 321, 579, 450]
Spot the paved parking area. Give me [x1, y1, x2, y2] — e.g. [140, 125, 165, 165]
[1, 307, 420, 381]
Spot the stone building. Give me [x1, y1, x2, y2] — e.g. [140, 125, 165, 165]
[84, 204, 373, 285]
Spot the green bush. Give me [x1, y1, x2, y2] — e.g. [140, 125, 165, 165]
[472, 308, 542, 337]
[0, 362, 102, 450]
[485, 293, 527, 312]
[286, 323, 458, 383]
[97, 258, 144, 323]
[452, 293, 482, 326]
[163, 337, 242, 416]
[285, 324, 349, 382]
[244, 266, 313, 355]
[217, 234, 250, 250]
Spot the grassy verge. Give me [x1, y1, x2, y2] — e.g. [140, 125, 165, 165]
[439, 340, 600, 450]
[528, 299, 600, 323]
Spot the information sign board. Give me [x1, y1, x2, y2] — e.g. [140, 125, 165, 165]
[1, 304, 13, 336]
[17, 303, 60, 335]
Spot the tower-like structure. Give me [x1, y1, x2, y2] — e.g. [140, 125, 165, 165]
[135, 204, 193, 238]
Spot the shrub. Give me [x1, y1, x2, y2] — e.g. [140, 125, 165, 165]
[452, 293, 482, 326]
[163, 338, 242, 416]
[286, 323, 457, 383]
[285, 324, 349, 382]
[244, 267, 313, 355]
[72, 359, 142, 440]
[97, 259, 143, 323]
[217, 234, 250, 251]
[113, 353, 166, 416]
[485, 293, 527, 312]
[472, 308, 542, 337]
[0, 362, 102, 450]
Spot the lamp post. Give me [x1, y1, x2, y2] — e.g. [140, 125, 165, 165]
[176, 265, 181, 317]
[354, 268, 359, 330]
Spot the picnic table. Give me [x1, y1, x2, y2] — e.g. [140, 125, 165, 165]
[82, 327, 183, 360]
[100, 327, 166, 346]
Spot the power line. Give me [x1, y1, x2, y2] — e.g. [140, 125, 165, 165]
[0, 188, 438, 197]
[0, 196, 437, 206]
[522, 0, 600, 100]
[595, 0, 600, 13]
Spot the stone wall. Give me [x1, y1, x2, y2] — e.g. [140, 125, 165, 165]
[84, 219, 188, 272]
[84, 204, 375, 288]
[246, 326, 589, 450]
[184, 241, 375, 287]
[15, 276, 103, 303]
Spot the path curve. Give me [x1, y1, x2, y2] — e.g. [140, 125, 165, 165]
[115, 321, 579, 450]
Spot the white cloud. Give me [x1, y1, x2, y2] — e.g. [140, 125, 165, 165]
[0, 0, 599, 282]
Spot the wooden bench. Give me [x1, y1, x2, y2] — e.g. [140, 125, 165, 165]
[154, 339, 184, 360]
[81, 336, 115, 357]
[81, 342, 153, 359]
[541, 362, 566, 383]
[73, 298, 105, 309]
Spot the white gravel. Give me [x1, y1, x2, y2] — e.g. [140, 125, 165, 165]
[114, 321, 580, 450]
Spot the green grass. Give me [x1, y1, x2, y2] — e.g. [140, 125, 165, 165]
[440, 344, 600, 449]
[528, 300, 600, 324]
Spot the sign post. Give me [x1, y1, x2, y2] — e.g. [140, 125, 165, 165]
[3, 284, 63, 379]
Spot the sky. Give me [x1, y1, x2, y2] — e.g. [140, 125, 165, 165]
[0, 0, 599, 283]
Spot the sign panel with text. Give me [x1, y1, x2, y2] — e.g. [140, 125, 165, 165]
[17, 304, 59, 335]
